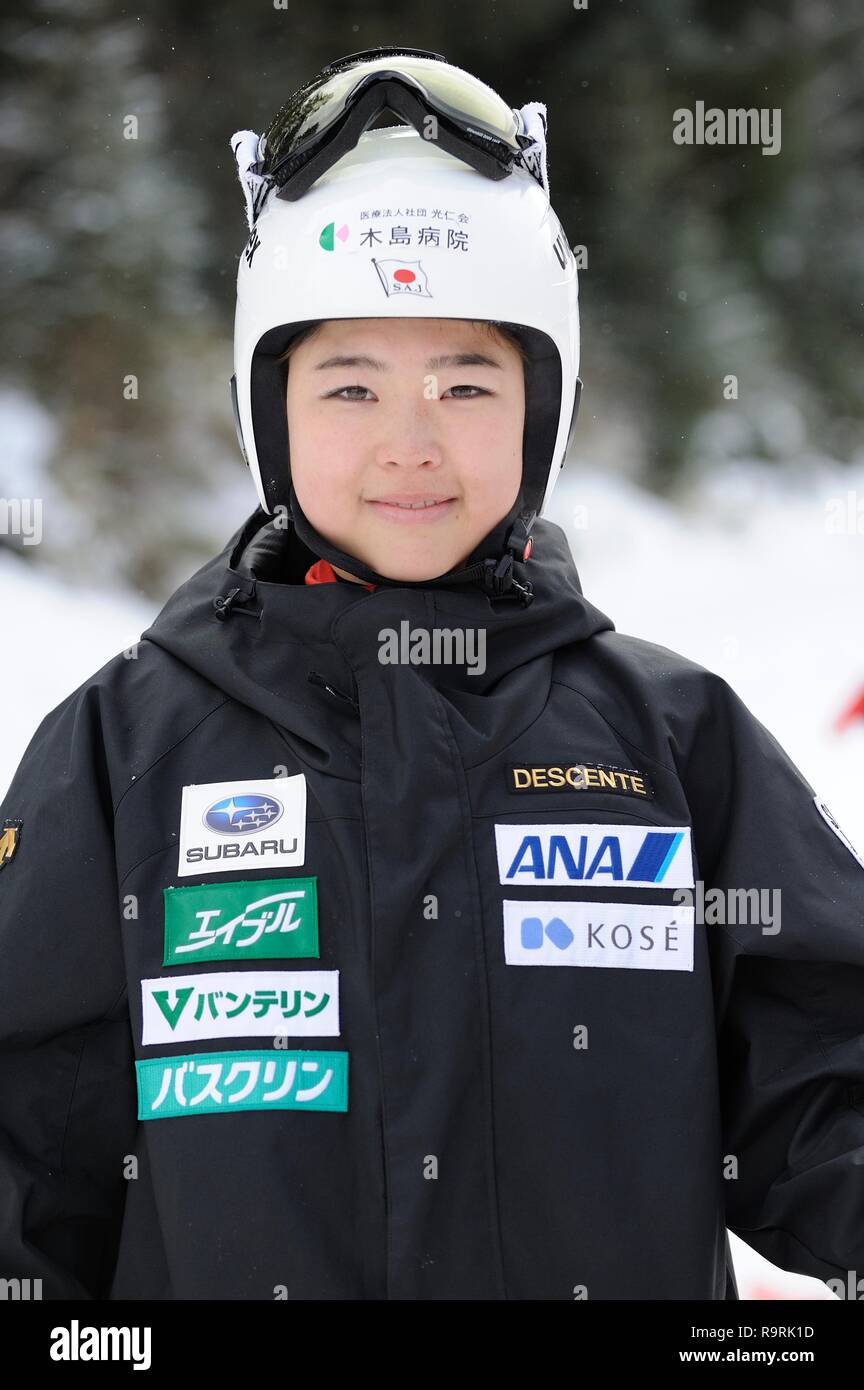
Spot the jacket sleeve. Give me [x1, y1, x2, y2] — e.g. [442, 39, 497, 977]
[679, 670, 864, 1290]
[0, 681, 137, 1299]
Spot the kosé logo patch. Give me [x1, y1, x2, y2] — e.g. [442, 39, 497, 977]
[495, 822, 694, 887]
[503, 899, 695, 971]
[178, 775, 306, 878]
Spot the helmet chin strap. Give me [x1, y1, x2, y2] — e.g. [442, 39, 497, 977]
[287, 481, 538, 607]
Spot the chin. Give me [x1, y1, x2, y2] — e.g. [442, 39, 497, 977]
[377, 552, 466, 582]
[361, 544, 466, 585]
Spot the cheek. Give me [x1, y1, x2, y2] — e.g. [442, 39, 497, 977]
[459, 412, 524, 494]
[289, 401, 354, 490]
[461, 396, 523, 449]
[290, 443, 362, 528]
[291, 404, 370, 476]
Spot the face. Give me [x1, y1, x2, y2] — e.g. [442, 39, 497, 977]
[286, 317, 525, 583]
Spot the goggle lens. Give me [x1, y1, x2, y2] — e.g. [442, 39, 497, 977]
[258, 50, 522, 183]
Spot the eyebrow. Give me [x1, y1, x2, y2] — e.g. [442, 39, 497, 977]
[312, 352, 503, 371]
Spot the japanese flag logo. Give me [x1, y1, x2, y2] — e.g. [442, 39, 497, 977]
[372, 258, 433, 298]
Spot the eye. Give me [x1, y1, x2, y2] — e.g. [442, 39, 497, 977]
[324, 383, 490, 402]
[327, 385, 374, 401]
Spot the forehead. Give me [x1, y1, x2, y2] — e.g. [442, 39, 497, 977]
[296, 318, 518, 370]
[315, 317, 492, 341]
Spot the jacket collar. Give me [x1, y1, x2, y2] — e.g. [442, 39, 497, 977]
[141, 508, 616, 774]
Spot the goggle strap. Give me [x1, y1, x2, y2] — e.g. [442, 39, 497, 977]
[231, 129, 272, 234]
[512, 101, 549, 197]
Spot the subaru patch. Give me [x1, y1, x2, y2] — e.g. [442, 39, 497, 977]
[495, 822, 694, 887]
[177, 774, 306, 878]
[503, 899, 695, 971]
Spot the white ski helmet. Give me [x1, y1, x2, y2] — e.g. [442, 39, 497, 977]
[228, 53, 581, 600]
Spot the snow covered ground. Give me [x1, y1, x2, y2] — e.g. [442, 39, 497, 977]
[2, 457, 862, 1300]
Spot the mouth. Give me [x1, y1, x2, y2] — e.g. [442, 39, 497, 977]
[366, 495, 458, 523]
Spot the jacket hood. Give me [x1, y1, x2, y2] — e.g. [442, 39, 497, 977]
[141, 507, 615, 777]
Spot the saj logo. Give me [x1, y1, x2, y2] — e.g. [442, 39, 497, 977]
[494, 822, 694, 888]
[372, 257, 433, 297]
[203, 793, 282, 835]
[503, 899, 695, 971]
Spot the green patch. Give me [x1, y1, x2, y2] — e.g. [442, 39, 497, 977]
[163, 876, 318, 965]
[136, 1048, 348, 1118]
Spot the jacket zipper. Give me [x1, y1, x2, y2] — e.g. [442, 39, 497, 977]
[307, 669, 360, 714]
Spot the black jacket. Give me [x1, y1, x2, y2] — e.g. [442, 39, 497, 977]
[1, 507, 863, 1300]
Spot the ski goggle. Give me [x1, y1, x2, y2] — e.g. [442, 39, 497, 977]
[254, 46, 536, 203]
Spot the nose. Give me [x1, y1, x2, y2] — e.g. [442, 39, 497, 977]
[371, 395, 445, 470]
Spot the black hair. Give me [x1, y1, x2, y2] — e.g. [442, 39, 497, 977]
[275, 319, 530, 366]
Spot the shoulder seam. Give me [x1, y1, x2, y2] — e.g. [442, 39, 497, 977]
[112, 696, 233, 820]
[550, 677, 680, 778]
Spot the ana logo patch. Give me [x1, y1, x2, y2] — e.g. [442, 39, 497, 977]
[0, 818, 22, 871]
[136, 1048, 348, 1119]
[177, 775, 306, 878]
[141, 969, 339, 1044]
[163, 876, 318, 965]
[507, 763, 654, 799]
[814, 796, 864, 872]
[503, 899, 695, 971]
[495, 822, 694, 887]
